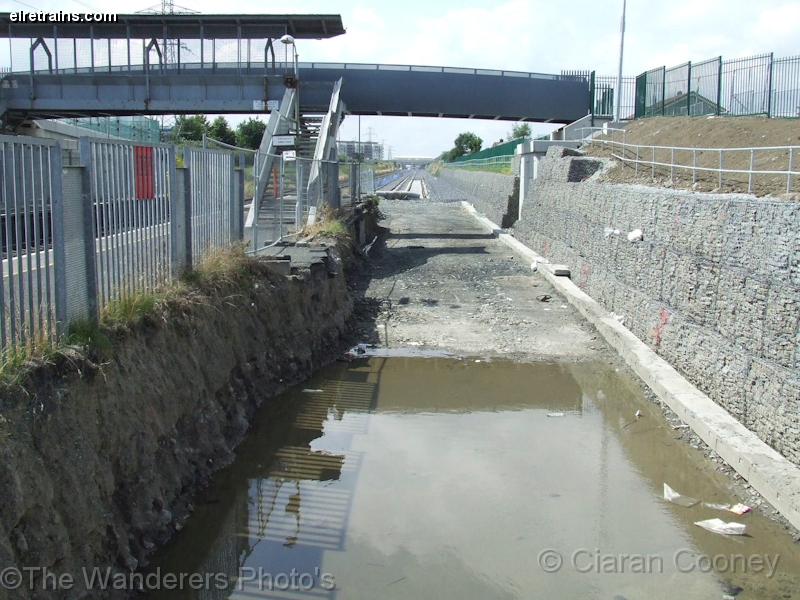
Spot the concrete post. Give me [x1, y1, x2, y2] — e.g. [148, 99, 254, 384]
[77, 137, 99, 321]
[178, 147, 194, 270]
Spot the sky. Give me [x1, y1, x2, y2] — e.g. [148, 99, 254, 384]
[2, 0, 799, 156]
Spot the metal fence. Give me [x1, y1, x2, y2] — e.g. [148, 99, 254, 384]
[0, 133, 243, 359]
[248, 152, 340, 250]
[184, 147, 237, 263]
[635, 52, 800, 118]
[592, 74, 636, 120]
[0, 135, 65, 352]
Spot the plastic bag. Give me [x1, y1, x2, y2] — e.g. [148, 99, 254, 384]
[664, 483, 700, 508]
[694, 518, 746, 536]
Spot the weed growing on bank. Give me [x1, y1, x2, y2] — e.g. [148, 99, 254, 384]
[300, 204, 351, 242]
[0, 243, 264, 389]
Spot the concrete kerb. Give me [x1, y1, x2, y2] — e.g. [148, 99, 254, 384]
[461, 200, 800, 531]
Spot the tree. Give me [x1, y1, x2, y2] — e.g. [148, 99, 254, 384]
[208, 116, 236, 146]
[236, 118, 267, 150]
[172, 114, 209, 143]
[450, 132, 483, 160]
[508, 122, 531, 140]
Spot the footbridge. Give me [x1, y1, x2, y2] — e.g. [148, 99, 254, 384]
[0, 12, 591, 125]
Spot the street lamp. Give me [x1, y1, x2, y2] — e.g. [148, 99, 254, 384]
[280, 34, 300, 134]
[614, 0, 627, 123]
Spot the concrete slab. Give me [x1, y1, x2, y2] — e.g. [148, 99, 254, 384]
[462, 200, 800, 531]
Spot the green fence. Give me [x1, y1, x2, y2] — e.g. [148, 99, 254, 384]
[634, 52, 799, 119]
[59, 116, 161, 143]
[451, 137, 527, 163]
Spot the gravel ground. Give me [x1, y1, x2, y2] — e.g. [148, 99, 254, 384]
[415, 168, 472, 202]
[350, 193, 605, 361]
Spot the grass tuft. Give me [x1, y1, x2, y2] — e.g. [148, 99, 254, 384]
[300, 204, 351, 241]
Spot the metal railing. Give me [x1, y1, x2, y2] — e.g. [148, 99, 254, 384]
[581, 127, 799, 194]
[0, 135, 65, 352]
[248, 151, 340, 249]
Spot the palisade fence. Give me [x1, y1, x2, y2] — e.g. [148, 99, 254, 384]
[635, 53, 800, 118]
[0, 133, 244, 358]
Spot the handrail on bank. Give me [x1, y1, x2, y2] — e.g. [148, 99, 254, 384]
[578, 126, 798, 193]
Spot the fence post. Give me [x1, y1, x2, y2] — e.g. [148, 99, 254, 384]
[789, 147, 795, 193]
[590, 71, 596, 127]
[235, 152, 245, 240]
[228, 150, 237, 243]
[686, 61, 692, 116]
[179, 147, 193, 270]
[716, 56, 723, 116]
[78, 137, 99, 322]
[661, 67, 666, 116]
[748, 149, 755, 193]
[767, 52, 774, 118]
[49, 142, 68, 337]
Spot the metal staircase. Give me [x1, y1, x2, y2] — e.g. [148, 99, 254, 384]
[247, 79, 345, 247]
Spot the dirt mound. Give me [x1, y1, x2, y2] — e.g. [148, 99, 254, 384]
[583, 116, 800, 197]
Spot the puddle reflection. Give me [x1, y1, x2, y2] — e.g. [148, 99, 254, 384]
[147, 358, 800, 600]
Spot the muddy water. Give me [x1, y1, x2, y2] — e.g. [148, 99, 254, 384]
[147, 358, 800, 600]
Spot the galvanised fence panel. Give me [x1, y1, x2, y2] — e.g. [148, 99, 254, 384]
[81, 137, 175, 312]
[770, 55, 800, 118]
[0, 135, 65, 353]
[184, 147, 236, 263]
[689, 56, 722, 116]
[721, 53, 772, 116]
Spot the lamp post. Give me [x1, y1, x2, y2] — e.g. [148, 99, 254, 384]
[280, 34, 300, 135]
[614, 0, 627, 123]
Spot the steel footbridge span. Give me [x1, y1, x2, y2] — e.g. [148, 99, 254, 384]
[0, 12, 591, 124]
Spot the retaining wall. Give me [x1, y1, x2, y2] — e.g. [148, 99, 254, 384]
[441, 159, 800, 467]
[438, 164, 520, 228]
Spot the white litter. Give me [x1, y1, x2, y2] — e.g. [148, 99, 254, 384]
[302, 389, 324, 393]
[604, 227, 621, 238]
[610, 312, 626, 325]
[702, 502, 731, 511]
[547, 412, 566, 418]
[694, 518, 747, 536]
[531, 261, 539, 271]
[664, 483, 700, 508]
[627, 229, 643, 242]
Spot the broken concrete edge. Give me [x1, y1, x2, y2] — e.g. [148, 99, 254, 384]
[461, 200, 800, 532]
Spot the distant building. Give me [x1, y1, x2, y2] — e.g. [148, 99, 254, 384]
[337, 140, 384, 161]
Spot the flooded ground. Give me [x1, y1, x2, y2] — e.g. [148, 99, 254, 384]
[147, 357, 800, 600]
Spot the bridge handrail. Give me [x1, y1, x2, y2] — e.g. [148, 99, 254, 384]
[11, 61, 588, 82]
